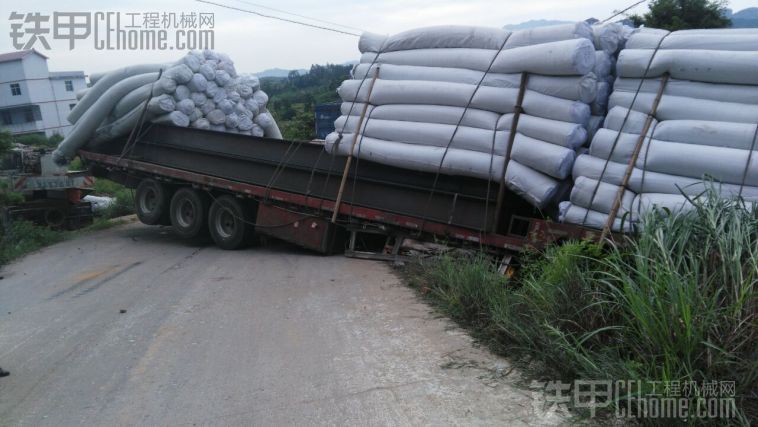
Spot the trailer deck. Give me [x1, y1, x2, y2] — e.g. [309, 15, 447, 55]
[79, 124, 598, 254]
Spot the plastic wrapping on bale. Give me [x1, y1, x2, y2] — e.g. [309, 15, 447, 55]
[253, 90, 269, 109]
[609, 91, 758, 124]
[90, 95, 176, 145]
[612, 77, 758, 105]
[352, 63, 599, 103]
[492, 39, 595, 75]
[225, 113, 240, 129]
[363, 39, 595, 76]
[237, 115, 254, 131]
[200, 100, 216, 115]
[54, 49, 279, 165]
[359, 25, 509, 53]
[176, 98, 196, 116]
[243, 98, 260, 116]
[68, 64, 166, 124]
[325, 133, 561, 208]
[205, 81, 220, 98]
[217, 99, 235, 114]
[153, 111, 190, 127]
[337, 79, 590, 124]
[190, 92, 207, 107]
[192, 118, 210, 129]
[617, 49, 758, 85]
[572, 154, 758, 200]
[199, 63, 215, 81]
[625, 29, 758, 50]
[54, 72, 163, 162]
[342, 103, 500, 130]
[187, 73, 208, 92]
[227, 90, 241, 103]
[206, 109, 226, 125]
[215, 70, 232, 86]
[505, 22, 593, 49]
[330, 23, 636, 209]
[251, 125, 265, 137]
[188, 108, 202, 122]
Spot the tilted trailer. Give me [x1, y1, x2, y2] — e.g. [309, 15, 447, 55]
[78, 124, 598, 258]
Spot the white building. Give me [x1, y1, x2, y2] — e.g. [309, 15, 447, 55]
[0, 50, 87, 138]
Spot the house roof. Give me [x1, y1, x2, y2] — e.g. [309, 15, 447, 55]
[49, 71, 85, 79]
[0, 49, 49, 64]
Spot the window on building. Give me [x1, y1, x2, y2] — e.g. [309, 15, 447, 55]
[10, 83, 21, 96]
[69, 103, 76, 110]
[23, 107, 35, 123]
[65, 80, 74, 91]
[1, 111, 11, 126]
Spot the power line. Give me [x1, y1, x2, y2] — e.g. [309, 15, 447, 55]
[195, 0, 361, 37]
[232, 0, 367, 33]
[602, 0, 648, 23]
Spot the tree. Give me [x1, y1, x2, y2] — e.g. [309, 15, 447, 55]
[0, 129, 12, 157]
[631, 0, 731, 30]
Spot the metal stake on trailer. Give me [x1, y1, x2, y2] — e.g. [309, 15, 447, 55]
[600, 73, 670, 242]
[493, 72, 529, 232]
[331, 66, 381, 223]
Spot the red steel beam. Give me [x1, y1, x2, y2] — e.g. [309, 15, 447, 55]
[80, 150, 588, 250]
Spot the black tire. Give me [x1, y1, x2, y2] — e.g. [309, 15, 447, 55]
[136, 179, 172, 225]
[169, 188, 210, 239]
[208, 195, 255, 250]
[43, 208, 66, 228]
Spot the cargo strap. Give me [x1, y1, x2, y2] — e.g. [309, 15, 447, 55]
[331, 65, 381, 223]
[600, 73, 669, 241]
[119, 68, 164, 162]
[418, 33, 513, 237]
[263, 139, 305, 200]
[581, 32, 671, 233]
[492, 72, 529, 232]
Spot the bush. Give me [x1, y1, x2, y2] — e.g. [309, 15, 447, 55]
[407, 190, 757, 424]
[0, 181, 24, 207]
[0, 220, 67, 265]
[102, 187, 134, 218]
[90, 179, 135, 219]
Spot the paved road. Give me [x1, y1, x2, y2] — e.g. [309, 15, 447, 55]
[0, 220, 556, 426]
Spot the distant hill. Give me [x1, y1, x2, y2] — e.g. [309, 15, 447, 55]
[261, 63, 352, 140]
[257, 61, 356, 79]
[255, 68, 308, 79]
[503, 19, 571, 30]
[731, 7, 758, 28]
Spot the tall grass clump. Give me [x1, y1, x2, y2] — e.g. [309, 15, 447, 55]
[406, 189, 756, 424]
[0, 220, 67, 265]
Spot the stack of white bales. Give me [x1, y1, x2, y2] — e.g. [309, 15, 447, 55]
[53, 50, 281, 165]
[325, 23, 630, 208]
[561, 28, 758, 231]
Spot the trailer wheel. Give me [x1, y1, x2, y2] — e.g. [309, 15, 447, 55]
[44, 208, 66, 228]
[208, 195, 254, 250]
[136, 179, 171, 225]
[169, 188, 210, 239]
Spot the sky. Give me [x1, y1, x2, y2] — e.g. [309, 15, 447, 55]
[0, 0, 755, 75]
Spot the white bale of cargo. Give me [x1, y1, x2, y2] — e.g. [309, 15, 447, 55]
[53, 50, 281, 165]
[326, 23, 635, 209]
[563, 28, 758, 232]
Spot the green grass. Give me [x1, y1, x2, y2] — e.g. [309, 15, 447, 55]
[0, 220, 68, 266]
[0, 217, 132, 267]
[404, 190, 756, 425]
[90, 178, 135, 219]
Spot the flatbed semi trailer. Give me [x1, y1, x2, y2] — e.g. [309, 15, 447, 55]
[78, 124, 598, 255]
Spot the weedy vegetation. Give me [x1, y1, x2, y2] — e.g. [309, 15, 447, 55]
[405, 190, 757, 425]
